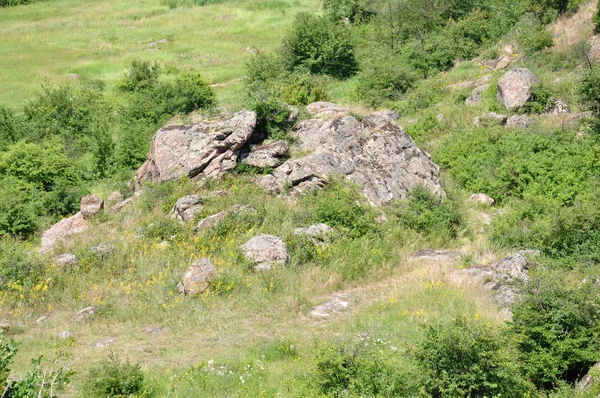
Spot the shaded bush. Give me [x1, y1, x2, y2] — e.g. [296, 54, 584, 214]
[281, 12, 358, 79]
[323, 0, 375, 24]
[415, 317, 534, 397]
[117, 60, 161, 93]
[507, 272, 600, 389]
[86, 354, 150, 398]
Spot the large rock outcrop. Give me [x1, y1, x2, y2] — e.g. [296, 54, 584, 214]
[133, 110, 257, 191]
[258, 109, 444, 206]
[497, 68, 539, 111]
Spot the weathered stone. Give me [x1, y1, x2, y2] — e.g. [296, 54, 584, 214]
[240, 234, 289, 271]
[259, 109, 444, 206]
[411, 249, 463, 261]
[468, 193, 495, 207]
[178, 258, 217, 296]
[576, 362, 600, 393]
[473, 112, 507, 127]
[94, 338, 115, 348]
[90, 243, 116, 258]
[40, 212, 88, 253]
[460, 253, 533, 307]
[170, 195, 203, 222]
[133, 110, 257, 191]
[193, 205, 256, 233]
[80, 195, 104, 219]
[546, 99, 571, 114]
[305, 102, 347, 119]
[293, 223, 333, 238]
[73, 306, 94, 321]
[465, 84, 490, 106]
[310, 294, 351, 318]
[497, 68, 539, 111]
[58, 331, 72, 339]
[0, 320, 10, 332]
[493, 55, 511, 70]
[242, 140, 289, 168]
[36, 314, 51, 323]
[107, 191, 124, 205]
[287, 106, 299, 123]
[111, 197, 134, 213]
[54, 253, 78, 267]
[506, 115, 532, 129]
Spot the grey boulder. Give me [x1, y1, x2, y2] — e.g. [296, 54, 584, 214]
[193, 204, 256, 233]
[240, 234, 289, 271]
[497, 68, 539, 111]
[170, 195, 203, 222]
[178, 258, 217, 296]
[80, 195, 104, 219]
[242, 140, 289, 168]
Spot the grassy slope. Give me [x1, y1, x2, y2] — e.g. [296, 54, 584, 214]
[0, 0, 320, 109]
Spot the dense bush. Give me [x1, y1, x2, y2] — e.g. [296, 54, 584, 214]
[117, 60, 161, 93]
[303, 181, 377, 239]
[578, 66, 600, 116]
[507, 273, 600, 389]
[281, 12, 358, 79]
[313, 338, 412, 396]
[595, 1, 600, 34]
[323, 0, 375, 24]
[516, 17, 554, 55]
[415, 317, 534, 397]
[86, 354, 149, 398]
[392, 186, 464, 241]
[0, 239, 44, 290]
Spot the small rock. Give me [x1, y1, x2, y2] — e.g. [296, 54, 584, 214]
[54, 253, 78, 267]
[0, 320, 10, 332]
[67, 73, 79, 80]
[293, 224, 333, 242]
[40, 212, 88, 253]
[287, 106, 299, 123]
[58, 330, 72, 339]
[473, 113, 507, 127]
[73, 306, 94, 321]
[80, 195, 104, 220]
[90, 243, 116, 258]
[107, 191, 124, 205]
[546, 99, 571, 114]
[436, 114, 445, 123]
[111, 197, 134, 213]
[143, 325, 166, 334]
[178, 258, 218, 296]
[170, 195, 203, 222]
[468, 193, 495, 206]
[310, 294, 351, 318]
[497, 68, 539, 111]
[242, 140, 289, 169]
[36, 314, 51, 324]
[506, 115, 532, 129]
[411, 249, 463, 261]
[146, 39, 168, 47]
[493, 55, 511, 70]
[94, 338, 115, 348]
[240, 234, 290, 271]
[465, 84, 490, 106]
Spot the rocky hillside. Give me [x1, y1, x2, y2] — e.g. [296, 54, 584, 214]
[1, 0, 600, 397]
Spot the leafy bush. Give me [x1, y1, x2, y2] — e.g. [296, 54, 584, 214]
[281, 12, 358, 79]
[516, 18, 554, 55]
[0, 333, 18, 391]
[355, 52, 417, 107]
[313, 338, 412, 396]
[302, 181, 377, 239]
[86, 354, 150, 398]
[0, 239, 44, 290]
[248, 95, 292, 141]
[415, 317, 534, 397]
[117, 61, 161, 92]
[323, 0, 375, 24]
[578, 65, 600, 116]
[595, 1, 600, 34]
[507, 272, 600, 389]
[523, 84, 553, 114]
[392, 186, 464, 241]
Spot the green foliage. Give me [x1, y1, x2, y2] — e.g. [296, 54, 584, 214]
[0, 332, 18, 392]
[392, 186, 464, 241]
[248, 95, 292, 141]
[323, 0, 375, 24]
[355, 51, 417, 107]
[313, 338, 412, 396]
[0, 0, 35, 7]
[281, 12, 358, 79]
[415, 317, 534, 397]
[578, 66, 600, 116]
[507, 272, 600, 389]
[516, 17, 554, 55]
[436, 128, 600, 205]
[594, 1, 600, 34]
[302, 181, 377, 239]
[523, 84, 553, 114]
[117, 61, 161, 93]
[86, 354, 150, 398]
[0, 239, 44, 291]
[528, 0, 574, 16]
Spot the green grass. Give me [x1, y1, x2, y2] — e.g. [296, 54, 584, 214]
[0, 0, 320, 109]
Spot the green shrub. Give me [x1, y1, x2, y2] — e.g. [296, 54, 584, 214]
[302, 181, 377, 239]
[516, 18, 554, 54]
[594, 1, 600, 34]
[523, 84, 553, 114]
[248, 94, 292, 141]
[507, 272, 600, 389]
[313, 338, 412, 396]
[392, 186, 464, 241]
[117, 60, 161, 93]
[281, 12, 358, 79]
[355, 53, 417, 107]
[415, 317, 534, 397]
[86, 354, 149, 398]
[0, 332, 18, 391]
[323, 0, 375, 24]
[0, 107, 19, 150]
[578, 66, 600, 116]
[0, 239, 44, 290]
